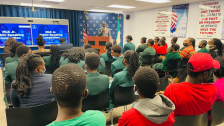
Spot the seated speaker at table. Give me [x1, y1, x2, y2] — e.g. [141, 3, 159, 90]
[98, 22, 111, 37]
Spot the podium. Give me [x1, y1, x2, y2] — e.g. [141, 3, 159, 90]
[86, 36, 113, 55]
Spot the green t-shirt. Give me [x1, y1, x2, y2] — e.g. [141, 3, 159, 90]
[136, 44, 148, 54]
[180, 46, 186, 51]
[47, 110, 106, 126]
[198, 48, 209, 53]
[122, 42, 136, 54]
[139, 47, 156, 66]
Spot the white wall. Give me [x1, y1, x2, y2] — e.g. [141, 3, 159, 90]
[123, 2, 222, 51]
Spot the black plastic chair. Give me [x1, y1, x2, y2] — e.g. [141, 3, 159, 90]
[82, 89, 109, 112]
[45, 67, 55, 74]
[155, 54, 166, 63]
[211, 102, 224, 126]
[114, 69, 123, 75]
[6, 101, 58, 126]
[60, 50, 69, 55]
[142, 55, 156, 66]
[105, 61, 113, 70]
[35, 52, 51, 57]
[181, 58, 189, 66]
[174, 113, 208, 126]
[157, 75, 169, 92]
[5, 82, 12, 105]
[0, 53, 10, 68]
[167, 59, 182, 72]
[99, 69, 111, 76]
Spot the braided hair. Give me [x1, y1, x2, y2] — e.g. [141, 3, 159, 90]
[12, 54, 43, 97]
[50, 44, 60, 70]
[36, 35, 45, 46]
[123, 50, 140, 78]
[67, 47, 85, 63]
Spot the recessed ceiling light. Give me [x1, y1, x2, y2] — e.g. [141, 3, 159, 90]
[43, 0, 65, 2]
[136, 0, 171, 3]
[107, 5, 136, 9]
[20, 3, 51, 7]
[88, 9, 122, 13]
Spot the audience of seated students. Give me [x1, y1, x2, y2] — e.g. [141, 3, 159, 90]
[153, 37, 160, 49]
[100, 42, 115, 62]
[160, 37, 168, 49]
[152, 43, 181, 71]
[213, 57, 224, 102]
[167, 37, 178, 53]
[83, 44, 91, 52]
[139, 39, 156, 66]
[164, 53, 218, 117]
[123, 35, 136, 53]
[84, 48, 106, 72]
[32, 35, 50, 53]
[58, 38, 73, 51]
[198, 40, 208, 53]
[11, 54, 54, 107]
[136, 37, 148, 54]
[207, 38, 223, 59]
[85, 52, 109, 95]
[59, 47, 85, 69]
[43, 44, 61, 70]
[4, 46, 31, 84]
[156, 39, 167, 55]
[180, 39, 187, 51]
[111, 45, 125, 77]
[48, 64, 106, 126]
[5, 42, 24, 64]
[118, 67, 175, 126]
[109, 50, 139, 110]
[180, 37, 196, 60]
[4, 38, 17, 53]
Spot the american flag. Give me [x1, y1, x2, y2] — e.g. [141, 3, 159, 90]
[83, 14, 88, 43]
[171, 10, 178, 33]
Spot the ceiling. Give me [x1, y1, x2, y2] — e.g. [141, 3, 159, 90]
[0, 0, 212, 12]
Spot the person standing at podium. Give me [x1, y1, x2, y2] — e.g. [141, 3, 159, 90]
[98, 22, 111, 37]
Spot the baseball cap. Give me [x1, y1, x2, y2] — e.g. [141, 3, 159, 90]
[187, 53, 220, 72]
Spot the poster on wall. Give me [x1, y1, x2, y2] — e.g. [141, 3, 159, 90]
[196, 1, 224, 39]
[154, 7, 172, 37]
[170, 4, 189, 38]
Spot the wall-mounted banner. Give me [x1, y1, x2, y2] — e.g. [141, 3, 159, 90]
[154, 7, 172, 37]
[170, 4, 189, 38]
[196, 1, 224, 39]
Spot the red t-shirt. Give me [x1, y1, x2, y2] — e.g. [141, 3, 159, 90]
[118, 108, 175, 126]
[165, 43, 168, 49]
[156, 47, 167, 55]
[153, 43, 159, 49]
[164, 82, 217, 117]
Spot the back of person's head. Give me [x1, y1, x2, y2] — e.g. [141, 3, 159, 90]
[5, 38, 17, 48]
[16, 45, 31, 58]
[214, 57, 224, 78]
[172, 37, 178, 43]
[171, 43, 180, 51]
[187, 53, 220, 82]
[141, 37, 147, 44]
[134, 67, 159, 99]
[188, 37, 195, 49]
[83, 44, 91, 50]
[126, 35, 133, 41]
[67, 47, 85, 63]
[10, 42, 24, 57]
[51, 64, 87, 108]
[201, 40, 207, 47]
[154, 37, 160, 42]
[123, 50, 139, 78]
[105, 42, 113, 58]
[159, 39, 165, 46]
[36, 35, 45, 46]
[59, 38, 66, 44]
[50, 44, 60, 69]
[213, 38, 223, 57]
[161, 37, 166, 41]
[84, 48, 99, 55]
[111, 45, 121, 54]
[85, 52, 100, 70]
[12, 54, 44, 97]
[147, 39, 154, 46]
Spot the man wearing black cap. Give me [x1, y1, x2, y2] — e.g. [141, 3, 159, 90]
[58, 38, 73, 51]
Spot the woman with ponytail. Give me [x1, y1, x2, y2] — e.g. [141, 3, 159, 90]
[5, 42, 24, 64]
[32, 35, 50, 53]
[100, 42, 115, 62]
[108, 50, 140, 110]
[43, 44, 60, 70]
[207, 38, 223, 59]
[11, 53, 54, 107]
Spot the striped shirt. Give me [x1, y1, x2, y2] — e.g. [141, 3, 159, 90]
[180, 46, 195, 59]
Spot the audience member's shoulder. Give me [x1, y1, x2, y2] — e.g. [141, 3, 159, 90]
[44, 74, 53, 78]
[85, 110, 106, 122]
[100, 74, 109, 79]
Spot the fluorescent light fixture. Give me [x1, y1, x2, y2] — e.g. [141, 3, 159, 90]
[88, 9, 121, 13]
[136, 0, 171, 3]
[20, 3, 51, 7]
[107, 5, 135, 9]
[43, 0, 65, 2]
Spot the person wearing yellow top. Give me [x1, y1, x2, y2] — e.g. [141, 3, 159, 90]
[32, 35, 50, 53]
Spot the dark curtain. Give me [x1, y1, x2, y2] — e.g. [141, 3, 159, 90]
[0, 5, 82, 46]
